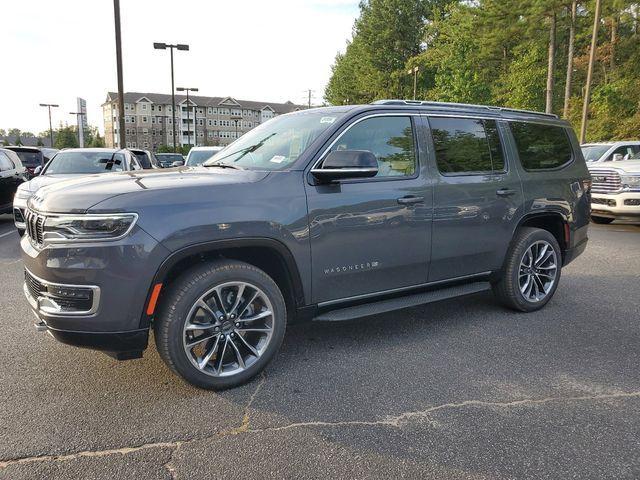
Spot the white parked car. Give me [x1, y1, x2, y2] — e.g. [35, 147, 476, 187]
[581, 141, 640, 163]
[185, 146, 223, 166]
[588, 154, 640, 224]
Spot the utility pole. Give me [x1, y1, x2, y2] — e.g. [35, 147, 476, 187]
[113, 0, 126, 150]
[580, 0, 602, 144]
[39, 103, 58, 147]
[154, 43, 189, 152]
[307, 89, 313, 109]
[177, 87, 198, 149]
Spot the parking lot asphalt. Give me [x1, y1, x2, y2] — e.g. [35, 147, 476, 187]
[0, 212, 639, 479]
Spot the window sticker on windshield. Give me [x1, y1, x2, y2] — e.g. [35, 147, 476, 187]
[320, 117, 336, 124]
[270, 155, 286, 163]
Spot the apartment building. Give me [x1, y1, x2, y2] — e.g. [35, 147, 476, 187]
[102, 92, 304, 150]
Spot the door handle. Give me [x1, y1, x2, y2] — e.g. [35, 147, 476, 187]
[496, 188, 516, 197]
[397, 195, 424, 205]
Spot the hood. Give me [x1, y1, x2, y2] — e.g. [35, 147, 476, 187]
[588, 160, 640, 174]
[28, 166, 269, 214]
[22, 174, 81, 193]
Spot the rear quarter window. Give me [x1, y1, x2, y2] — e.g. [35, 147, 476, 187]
[510, 122, 573, 170]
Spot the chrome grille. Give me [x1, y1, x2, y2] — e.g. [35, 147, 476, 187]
[589, 168, 622, 194]
[24, 209, 45, 245]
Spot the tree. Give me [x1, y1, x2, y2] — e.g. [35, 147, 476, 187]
[54, 125, 79, 149]
[36, 138, 44, 147]
[325, 0, 444, 104]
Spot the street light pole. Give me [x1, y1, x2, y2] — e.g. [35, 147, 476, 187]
[231, 116, 242, 140]
[113, 0, 126, 150]
[39, 103, 58, 147]
[69, 112, 86, 146]
[154, 43, 189, 152]
[177, 87, 198, 149]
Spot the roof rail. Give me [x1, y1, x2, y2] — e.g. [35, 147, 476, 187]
[371, 99, 559, 119]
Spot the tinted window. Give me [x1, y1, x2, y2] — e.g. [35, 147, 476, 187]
[133, 151, 151, 168]
[44, 151, 124, 174]
[510, 122, 572, 170]
[0, 152, 14, 171]
[13, 150, 42, 168]
[330, 116, 416, 177]
[430, 117, 504, 174]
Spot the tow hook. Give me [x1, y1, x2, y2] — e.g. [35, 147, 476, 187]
[34, 321, 48, 332]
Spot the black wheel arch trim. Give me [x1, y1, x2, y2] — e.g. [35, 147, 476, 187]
[138, 237, 306, 329]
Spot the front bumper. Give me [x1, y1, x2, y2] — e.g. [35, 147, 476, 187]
[591, 192, 640, 221]
[21, 224, 171, 355]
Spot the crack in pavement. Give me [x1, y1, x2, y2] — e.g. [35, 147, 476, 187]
[1, 389, 638, 471]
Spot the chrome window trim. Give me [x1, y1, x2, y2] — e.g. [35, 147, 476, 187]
[23, 267, 101, 317]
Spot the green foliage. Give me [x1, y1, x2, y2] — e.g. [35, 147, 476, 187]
[36, 138, 44, 147]
[54, 125, 79, 149]
[326, 0, 640, 142]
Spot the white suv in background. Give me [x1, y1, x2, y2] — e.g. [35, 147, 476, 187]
[581, 141, 640, 163]
[588, 154, 640, 224]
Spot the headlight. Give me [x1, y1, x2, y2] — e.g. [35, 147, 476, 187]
[621, 175, 640, 189]
[14, 189, 33, 201]
[42, 213, 138, 243]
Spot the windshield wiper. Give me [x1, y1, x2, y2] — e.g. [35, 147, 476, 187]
[204, 162, 243, 170]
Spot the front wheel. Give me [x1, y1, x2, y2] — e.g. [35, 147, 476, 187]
[154, 260, 286, 390]
[492, 227, 562, 312]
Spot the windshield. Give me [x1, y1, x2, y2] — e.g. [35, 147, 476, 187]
[157, 154, 183, 163]
[203, 110, 345, 170]
[14, 151, 42, 168]
[44, 151, 124, 174]
[581, 145, 610, 162]
[186, 150, 221, 166]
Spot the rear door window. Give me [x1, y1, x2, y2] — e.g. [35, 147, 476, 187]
[510, 122, 573, 170]
[429, 117, 505, 174]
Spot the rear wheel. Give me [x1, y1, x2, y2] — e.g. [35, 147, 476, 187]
[492, 227, 562, 312]
[591, 216, 614, 224]
[154, 260, 286, 390]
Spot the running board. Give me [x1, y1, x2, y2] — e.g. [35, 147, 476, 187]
[312, 281, 491, 322]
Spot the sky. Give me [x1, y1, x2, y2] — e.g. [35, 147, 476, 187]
[1, 0, 359, 135]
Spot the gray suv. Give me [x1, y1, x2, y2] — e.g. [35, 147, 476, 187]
[20, 101, 591, 389]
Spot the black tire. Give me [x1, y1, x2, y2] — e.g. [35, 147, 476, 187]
[591, 216, 614, 224]
[154, 260, 286, 390]
[492, 227, 562, 312]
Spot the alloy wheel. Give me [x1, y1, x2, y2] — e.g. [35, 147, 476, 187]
[182, 281, 274, 377]
[518, 240, 558, 302]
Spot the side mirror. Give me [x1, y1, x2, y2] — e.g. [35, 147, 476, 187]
[33, 165, 42, 176]
[612, 153, 624, 162]
[311, 150, 378, 182]
[171, 160, 184, 167]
